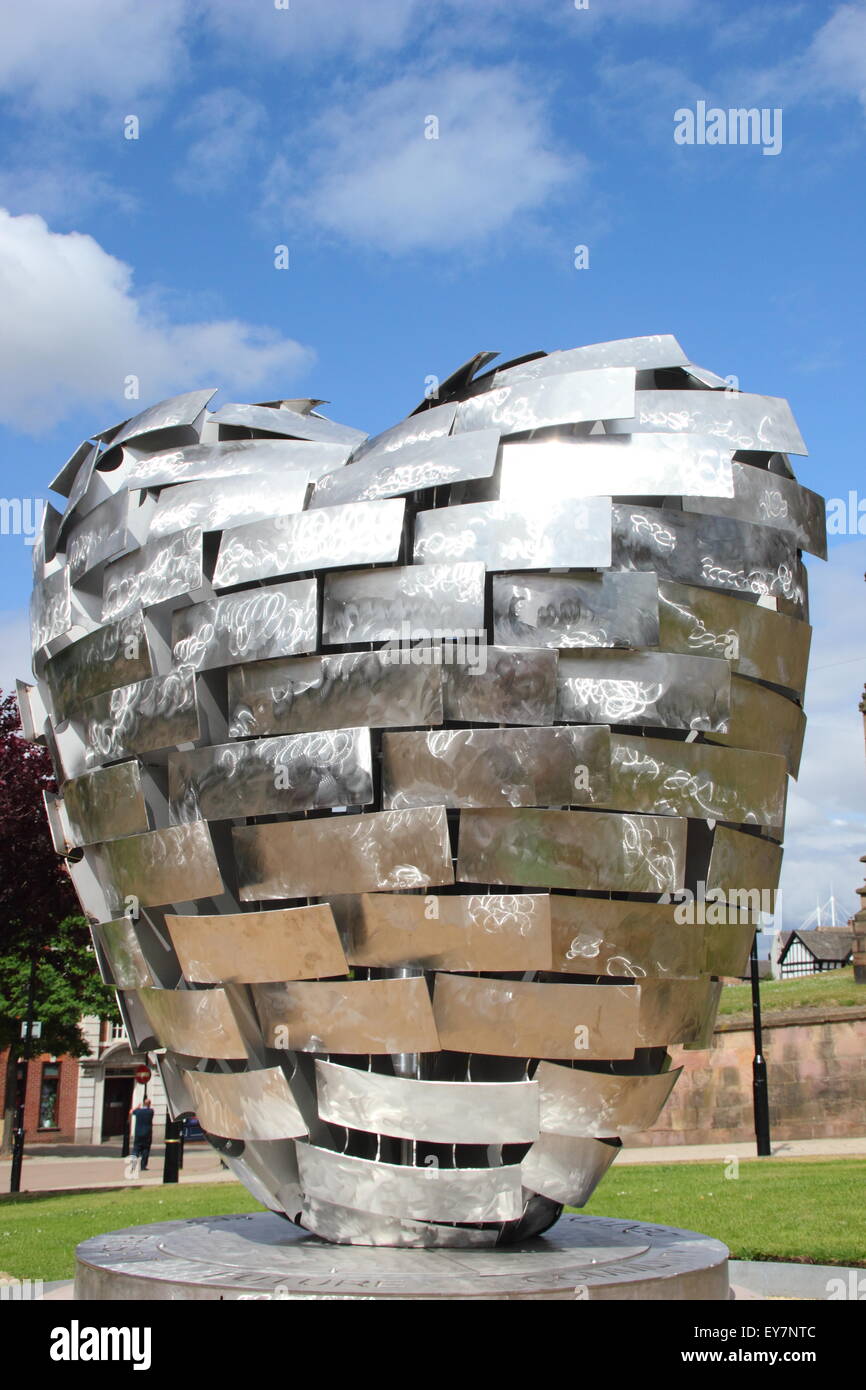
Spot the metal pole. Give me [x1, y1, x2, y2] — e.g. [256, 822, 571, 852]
[9, 956, 38, 1194]
[162, 1117, 181, 1184]
[750, 938, 772, 1156]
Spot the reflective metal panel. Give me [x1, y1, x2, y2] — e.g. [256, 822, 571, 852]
[227, 650, 443, 739]
[432, 974, 640, 1060]
[349, 400, 458, 464]
[252, 977, 440, 1054]
[214, 499, 404, 588]
[549, 897, 703, 979]
[31, 568, 71, 653]
[310, 430, 500, 508]
[498, 434, 734, 505]
[708, 674, 806, 778]
[168, 728, 373, 821]
[91, 821, 224, 913]
[109, 389, 216, 449]
[453, 367, 636, 435]
[66, 490, 131, 581]
[442, 646, 557, 725]
[183, 1067, 307, 1141]
[43, 612, 152, 719]
[343, 891, 553, 971]
[456, 808, 686, 894]
[658, 579, 811, 696]
[706, 826, 783, 898]
[612, 505, 806, 613]
[323, 562, 485, 645]
[50, 438, 97, 499]
[297, 1195, 498, 1248]
[606, 734, 788, 827]
[234, 806, 454, 900]
[637, 978, 722, 1047]
[134, 985, 246, 1058]
[520, 1133, 617, 1206]
[63, 759, 149, 846]
[684, 462, 827, 559]
[556, 650, 730, 732]
[73, 666, 200, 769]
[296, 1144, 524, 1223]
[535, 1060, 681, 1137]
[93, 916, 156, 989]
[171, 579, 317, 672]
[605, 390, 807, 455]
[704, 923, 755, 978]
[413, 497, 612, 570]
[165, 905, 348, 984]
[126, 438, 349, 487]
[149, 470, 309, 538]
[315, 1061, 540, 1144]
[492, 572, 659, 649]
[210, 402, 366, 449]
[102, 527, 203, 621]
[382, 725, 611, 810]
[492, 336, 688, 386]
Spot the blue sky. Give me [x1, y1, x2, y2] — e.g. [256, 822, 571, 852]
[0, 0, 864, 931]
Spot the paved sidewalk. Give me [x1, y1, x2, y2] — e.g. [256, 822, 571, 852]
[0, 1143, 235, 1195]
[617, 1135, 866, 1164]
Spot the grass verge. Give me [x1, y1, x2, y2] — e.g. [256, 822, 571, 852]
[719, 966, 862, 1016]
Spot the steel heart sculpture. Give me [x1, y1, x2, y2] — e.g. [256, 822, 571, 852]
[21, 335, 824, 1247]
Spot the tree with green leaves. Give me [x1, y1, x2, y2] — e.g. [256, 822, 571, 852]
[0, 691, 119, 1153]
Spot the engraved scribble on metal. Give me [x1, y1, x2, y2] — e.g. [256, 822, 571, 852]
[498, 434, 735, 505]
[432, 974, 641, 1060]
[171, 580, 317, 672]
[452, 367, 636, 435]
[310, 429, 500, 508]
[383, 725, 610, 810]
[252, 978, 440, 1054]
[606, 734, 788, 827]
[322, 562, 485, 645]
[708, 673, 806, 778]
[605, 390, 808, 455]
[658, 579, 812, 696]
[234, 806, 454, 901]
[492, 572, 659, 649]
[169, 728, 373, 823]
[149, 471, 310, 539]
[90, 821, 224, 914]
[684, 462, 827, 559]
[102, 526, 204, 621]
[183, 1068, 308, 1142]
[413, 497, 612, 570]
[457, 808, 686, 894]
[341, 892, 552, 971]
[227, 650, 443, 738]
[549, 897, 703, 979]
[295, 1144, 523, 1223]
[134, 985, 246, 1059]
[126, 438, 350, 487]
[315, 1062, 540, 1144]
[535, 1061, 681, 1138]
[556, 650, 730, 732]
[165, 905, 348, 984]
[612, 505, 806, 614]
[214, 499, 405, 588]
[62, 760, 150, 846]
[22, 337, 821, 1248]
[73, 666, 200, 770]
[442, 646, 558, 724]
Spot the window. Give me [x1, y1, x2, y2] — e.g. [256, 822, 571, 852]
[38, 1063, 60, 1130]
[111, 1022, 126, 1042]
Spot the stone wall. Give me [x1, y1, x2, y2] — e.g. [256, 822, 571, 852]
[627, 1005, 866, 1147]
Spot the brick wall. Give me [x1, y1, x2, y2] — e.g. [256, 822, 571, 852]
[0, 1050, 80, 1143]
[628, 1005, 866, 1147]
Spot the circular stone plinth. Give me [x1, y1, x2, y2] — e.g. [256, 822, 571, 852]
[74, 1213, 729, 1301]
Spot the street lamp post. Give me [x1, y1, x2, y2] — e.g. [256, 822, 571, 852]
[9, 955, 38, 1194]
[750, 937, 772, 1156]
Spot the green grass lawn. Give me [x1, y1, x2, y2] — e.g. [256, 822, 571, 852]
[1, 1157, 864, 1280]
[580, 1157, 866, 1266]
[719, 965, 862, 1016]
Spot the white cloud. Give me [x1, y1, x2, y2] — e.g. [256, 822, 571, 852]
[801, 1, 866, 108]
[204, 0, 420, 58]
[175, 89, 267, 193]
[0, 209, 315, 433]
[781, 540, 866, 928]
[267, 65, 576, 254]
